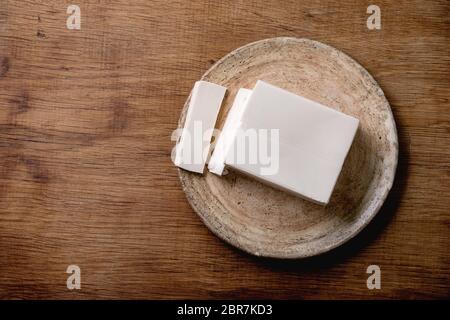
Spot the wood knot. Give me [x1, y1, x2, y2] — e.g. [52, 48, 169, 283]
[36, 29, 46, 38]
[0, 57, 10, 77]
[109, 101, 129, 134]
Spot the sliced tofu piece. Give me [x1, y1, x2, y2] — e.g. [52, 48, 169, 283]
[174, 81, 226, 173]
[208, 88, 252, 175]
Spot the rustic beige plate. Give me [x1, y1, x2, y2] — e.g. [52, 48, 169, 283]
[177, 37, 398, 259]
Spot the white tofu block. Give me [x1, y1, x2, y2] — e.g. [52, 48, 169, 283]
[224, 80, 359, 205]
[174, 81, 226, 173]
[208, 88, 252, 175]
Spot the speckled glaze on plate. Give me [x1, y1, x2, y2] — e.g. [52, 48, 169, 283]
[177, 37, 398, 259]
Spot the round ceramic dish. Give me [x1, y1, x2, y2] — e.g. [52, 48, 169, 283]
[177, 37, 398, 259]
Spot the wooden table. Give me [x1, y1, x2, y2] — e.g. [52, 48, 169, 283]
[0, 0, 448, 299]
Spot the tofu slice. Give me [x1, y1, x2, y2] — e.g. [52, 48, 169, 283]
[208, 88, 252, 175]
[224, 80, 359, 205]
[174, 81, 226, 173]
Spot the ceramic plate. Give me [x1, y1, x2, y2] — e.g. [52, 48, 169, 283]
[177, 37, 398, 258]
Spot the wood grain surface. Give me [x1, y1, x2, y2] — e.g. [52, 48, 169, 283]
[0, 0, 449, 299]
